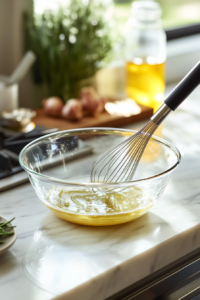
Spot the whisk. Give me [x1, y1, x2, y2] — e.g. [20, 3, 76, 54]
[91, 61, 200, 184]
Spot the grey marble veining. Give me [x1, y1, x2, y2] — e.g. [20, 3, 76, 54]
[0, 85, 200, 300]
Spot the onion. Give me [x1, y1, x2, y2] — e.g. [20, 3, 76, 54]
[95, 97, 109, 114]
[80, 87, 99, 113]
[101, 97, 109, 108]
[61, 99, 83, 121]
[94, 98, 105, 114]
[43, 97, 64, 117]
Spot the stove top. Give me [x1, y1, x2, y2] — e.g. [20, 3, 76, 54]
[0, 126, 58, 192]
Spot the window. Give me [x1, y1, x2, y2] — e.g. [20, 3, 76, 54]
[113, 0, 200, 30]
[34, 0, 200, 39]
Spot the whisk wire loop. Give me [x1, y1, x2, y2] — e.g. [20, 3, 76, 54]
[105, 136, 139, 183]
[91, 120, 158, 185]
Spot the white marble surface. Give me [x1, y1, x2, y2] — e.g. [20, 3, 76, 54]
[1, 85, 200, 300]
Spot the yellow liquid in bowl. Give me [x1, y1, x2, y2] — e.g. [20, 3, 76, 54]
[44, 186, 154, 226]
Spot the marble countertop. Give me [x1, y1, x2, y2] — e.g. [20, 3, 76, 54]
[1, 85, 200, 300]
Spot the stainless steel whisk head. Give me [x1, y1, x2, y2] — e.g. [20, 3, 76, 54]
[91, 118, 162, 184]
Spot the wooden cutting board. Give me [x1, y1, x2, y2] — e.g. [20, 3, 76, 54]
[33, 104, 153, 131]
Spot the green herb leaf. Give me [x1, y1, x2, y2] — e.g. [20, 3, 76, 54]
[0, 218, 15, 243]
[23, 0, 113, 102]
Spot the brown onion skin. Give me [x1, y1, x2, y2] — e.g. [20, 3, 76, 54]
[61, 99, 83, 121]
[94, 98, 105, 114]
[101, 97, 109, 109]
[43, 97, 64, 117]
[80, 87, 100, 113]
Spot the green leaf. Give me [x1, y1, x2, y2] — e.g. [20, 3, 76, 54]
[23, 1, 113, 102]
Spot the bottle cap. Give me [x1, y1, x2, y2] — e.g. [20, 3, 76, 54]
[131, 1, 162, 20]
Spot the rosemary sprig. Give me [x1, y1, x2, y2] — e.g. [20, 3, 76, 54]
[0, 218, 16, 244]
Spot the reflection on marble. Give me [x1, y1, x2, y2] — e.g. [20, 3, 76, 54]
[23, 212, 175, 295]
[0, 86, 200, 300]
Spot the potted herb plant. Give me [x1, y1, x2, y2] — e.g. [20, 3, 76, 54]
[24, 0, 113, 103]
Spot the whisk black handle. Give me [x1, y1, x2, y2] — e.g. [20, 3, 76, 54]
[164, 61, 200, 111]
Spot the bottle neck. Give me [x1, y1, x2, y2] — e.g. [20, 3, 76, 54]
[130, 16, 162, 30]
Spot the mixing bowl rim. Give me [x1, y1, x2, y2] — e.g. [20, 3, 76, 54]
[19, 127, 181, 187]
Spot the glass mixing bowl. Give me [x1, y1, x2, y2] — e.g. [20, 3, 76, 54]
[19, 128, 181, 226]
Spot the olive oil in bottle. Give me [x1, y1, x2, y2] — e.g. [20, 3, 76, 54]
[126, 61, 165, 112]
[125, 1, 167, 113]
